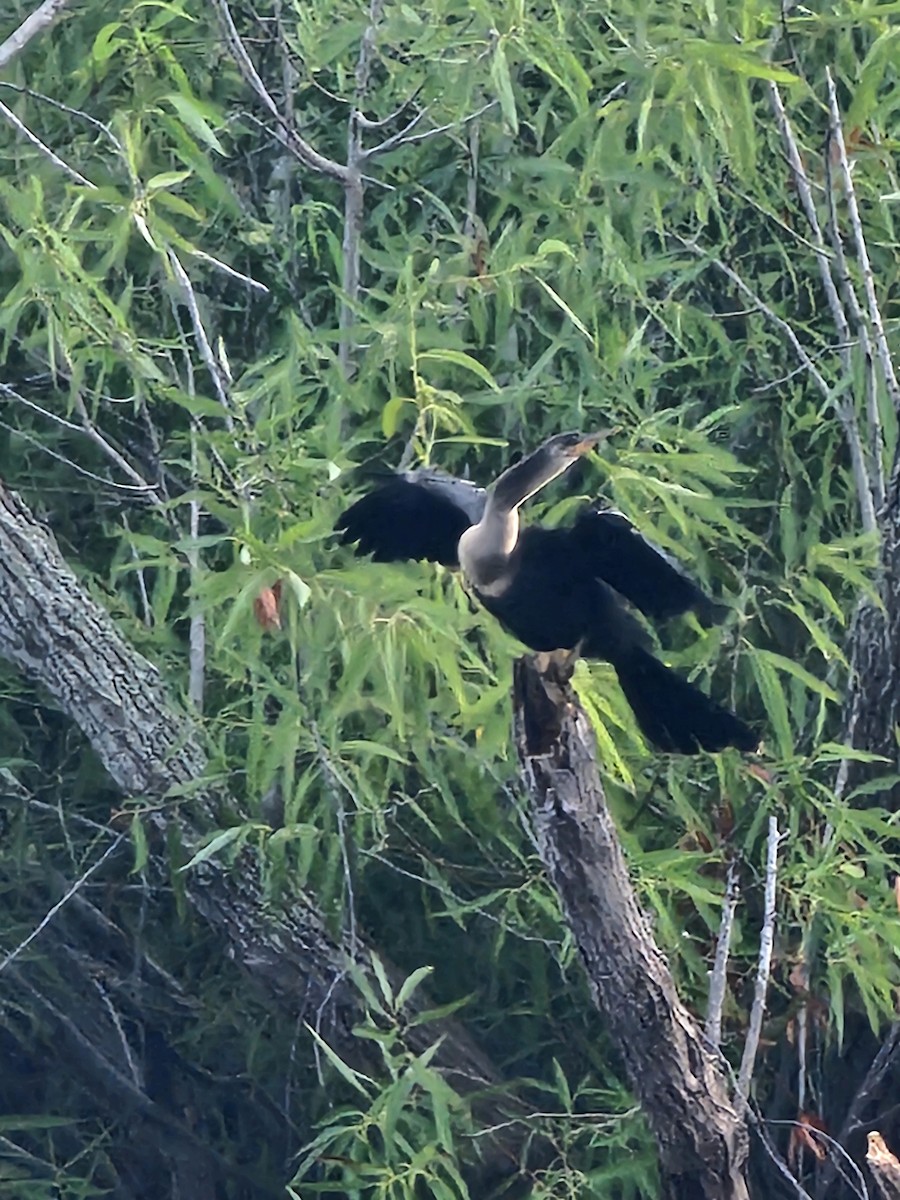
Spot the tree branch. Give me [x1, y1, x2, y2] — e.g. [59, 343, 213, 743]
[210, 0, 348, 182]
[825, 69, 900, 421]
[737, 816, 780, 1100]
[0, 483, 528, 1190]
[513, 657, 750, 1200]
[706, 855, 740, 1048]
[0, 0, 74, 72]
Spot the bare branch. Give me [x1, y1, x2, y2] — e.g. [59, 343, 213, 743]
[822, 123, 886, 511]
[826, 69, 900, 418]
[70, 385, 164, 503]
[362, 100, 498, 161]
[0, 834, 126, 975]
[868, 1132, 900, 1200]
[186, 246, 270, 294]
[738, 816, 780, 1100]
[0, 99, 96, 187]
[188, 431, 205, 712]
[355, 85, 425, 129]
[210, 0, 349, 182]
[0, 81, 124, 151]
[706, 855, 740, 1048]
[167, 249, 236, 430]
[0, 417, 156, 493]
[0, 0, 74, 72]
[513, 658, 750, 1198]
[679, 236, 878, 533]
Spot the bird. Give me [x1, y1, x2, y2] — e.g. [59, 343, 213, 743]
[335, 431, 758, 755]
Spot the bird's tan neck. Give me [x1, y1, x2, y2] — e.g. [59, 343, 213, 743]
[457, 507, 519, 595]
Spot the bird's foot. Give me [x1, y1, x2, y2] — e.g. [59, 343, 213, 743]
[533, 645, 582, 685]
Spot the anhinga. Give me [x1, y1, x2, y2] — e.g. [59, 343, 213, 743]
[335, 432, 757, 755]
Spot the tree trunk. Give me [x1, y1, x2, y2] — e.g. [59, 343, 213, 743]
[513, 657, 751, 1200]
[0, 484, 524, 1187]
[841, 469, 900, 806]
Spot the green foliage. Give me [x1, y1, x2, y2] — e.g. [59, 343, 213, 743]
[2, 0, 900, 1193]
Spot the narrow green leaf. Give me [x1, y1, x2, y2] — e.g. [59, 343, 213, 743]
[490, 43, 519, 135]
[179, 826, 247, 872]
[303, 1023, 375, 1096]
[395, 965, 434, 1010]
[131, 813, 149, 875]
[529, 274, 592, 341]
[418, 349, 499, 391]
[382, 395, 415, 437]
[146, 169, 193, 191]
[370, 953, 394, 1008]
[749, 650, 793, 758]
[164, 94, 226, 154]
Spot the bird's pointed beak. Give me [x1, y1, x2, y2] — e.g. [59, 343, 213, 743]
[571, 429, 613, 456]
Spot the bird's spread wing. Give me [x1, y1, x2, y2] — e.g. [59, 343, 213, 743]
[572, 507, 727, 624]
[335, 470, 486, 568]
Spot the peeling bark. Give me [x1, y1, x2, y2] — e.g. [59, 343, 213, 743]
[513, 657, 750, 1200]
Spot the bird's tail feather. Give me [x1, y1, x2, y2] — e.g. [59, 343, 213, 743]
[613, 646, 757, 754]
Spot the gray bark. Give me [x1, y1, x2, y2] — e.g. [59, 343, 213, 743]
[513, 657, 750, 1200]
[0, 484, 520, 1180]
[841, 469, 900, 805]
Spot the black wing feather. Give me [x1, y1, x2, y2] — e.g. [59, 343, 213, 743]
[572, 507, 727, 624]
[335, 477, 476, 567]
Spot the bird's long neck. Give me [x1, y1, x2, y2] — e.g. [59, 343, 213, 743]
[488, 448, 567, 514]
[457, 446, 569, 592]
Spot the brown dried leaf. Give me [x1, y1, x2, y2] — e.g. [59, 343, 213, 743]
[253, 585, 282, 632]
[789, 1111, 828, 1168]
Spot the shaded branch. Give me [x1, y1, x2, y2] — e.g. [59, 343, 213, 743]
[210, 0, 348, 182]
[0, 483, 528, 1190]
[868, 1132, 900, 1200]
[768, 83, 883, 522]
[679, 235, 877, 533]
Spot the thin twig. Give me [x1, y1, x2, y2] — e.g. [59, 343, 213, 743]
[70, 386, 163, 502]
[188, 428, 205, 712]
[0, 835, 126, 975]
[0, 100, 96, 187]
[363, 100, 497, 160]
[706, 856, 740, 1048]
[0, 0, 74, 71]
[0, 419, 156, 492]
[121, 512, 153, 627]
[210, 0, 348, 182]
[823, 125, 885, 511]
[738, 816, 779, 1099]
[768, 1119, 870, 1200]
[167, 249, 235, 430]
[0, 81, 124, 151]
[186, 246, 270, 294]
[678, 236, 877, 532]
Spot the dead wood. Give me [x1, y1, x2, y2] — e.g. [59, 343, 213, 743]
[513, 656, 750, 1200]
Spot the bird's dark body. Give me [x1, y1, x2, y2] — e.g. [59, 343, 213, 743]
[335, 436, 758, 755]
[475, 526, 649, 659]
[475, 523, 756, 754]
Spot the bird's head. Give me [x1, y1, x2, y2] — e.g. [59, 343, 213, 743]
[542, 429, 611, 462]
[489, 429, 612, 512]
